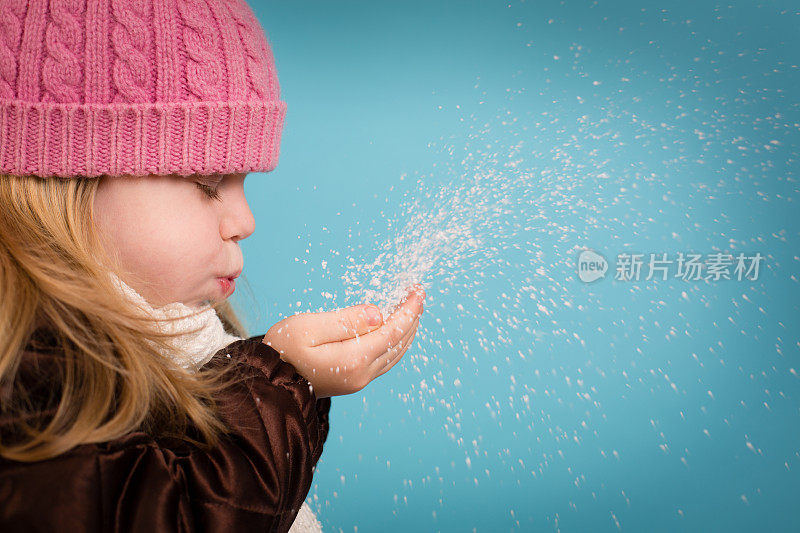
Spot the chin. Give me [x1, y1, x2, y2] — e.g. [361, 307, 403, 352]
[182, 296, 215, 308]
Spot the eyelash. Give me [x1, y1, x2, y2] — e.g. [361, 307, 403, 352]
[196, 183, 221, 200]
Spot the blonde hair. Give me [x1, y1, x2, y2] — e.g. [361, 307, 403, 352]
[0, 173, 250, 462]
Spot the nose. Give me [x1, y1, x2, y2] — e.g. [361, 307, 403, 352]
[220, 183, 256, 242]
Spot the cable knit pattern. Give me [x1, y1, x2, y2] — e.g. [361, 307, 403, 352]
[227, 0, 271, 101]
[204, 0, 247, 101]
[110, 0, 152, 103]
[176, 0, 225, 101]
[42, 0, 84, 103]
[0, 0, 286, 178]
[0, 0, 27, 99]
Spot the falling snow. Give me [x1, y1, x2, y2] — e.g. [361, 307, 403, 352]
[274, 3, 800, 531]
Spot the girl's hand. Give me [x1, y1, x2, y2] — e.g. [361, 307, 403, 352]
[262, 285, 426, 399]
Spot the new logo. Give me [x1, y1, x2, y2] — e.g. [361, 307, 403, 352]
[577, 249, 608, 283]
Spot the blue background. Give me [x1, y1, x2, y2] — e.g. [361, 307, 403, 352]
[233, 1, 799, 531]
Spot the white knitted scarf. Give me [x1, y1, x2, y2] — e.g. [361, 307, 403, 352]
[109, 273, 324, 532]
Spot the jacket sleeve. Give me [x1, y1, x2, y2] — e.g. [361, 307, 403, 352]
[172, 334, 332, 531]
[0, 335, 332, 533]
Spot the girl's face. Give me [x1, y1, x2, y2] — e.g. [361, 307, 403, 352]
[93, 173, 255, 308]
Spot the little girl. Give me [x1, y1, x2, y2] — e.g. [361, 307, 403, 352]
[0, 1, 425, 531]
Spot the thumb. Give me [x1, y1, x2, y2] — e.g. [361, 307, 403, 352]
[306, 303, 384, 346]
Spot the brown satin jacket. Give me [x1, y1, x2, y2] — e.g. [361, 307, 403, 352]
[0, 332, 331, 532]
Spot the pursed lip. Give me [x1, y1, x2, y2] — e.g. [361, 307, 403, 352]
[220, 269, 242, 280]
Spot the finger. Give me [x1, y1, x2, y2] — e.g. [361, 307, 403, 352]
[372, 327, 418, 380]
[294, 303, 384, 347]
[333, 284, 425, 358]
[386, 283, 426, 316]
[378, 284, 424, 350]
[369, 315, 419, 376]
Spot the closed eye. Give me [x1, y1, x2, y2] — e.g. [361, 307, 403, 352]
[196, 182, 221, 200]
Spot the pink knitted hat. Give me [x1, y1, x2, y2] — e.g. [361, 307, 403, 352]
[0, 0, 285, 178]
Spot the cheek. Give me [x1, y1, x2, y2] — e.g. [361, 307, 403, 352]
[128, 216, 219, 279]
[95, 185, 218, 280]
